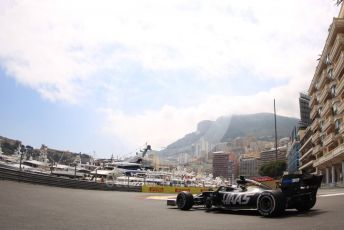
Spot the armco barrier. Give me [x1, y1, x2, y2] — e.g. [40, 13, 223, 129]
[0, 166, 141, 192]
[142, 185, 210, 194]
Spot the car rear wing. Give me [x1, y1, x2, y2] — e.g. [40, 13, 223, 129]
[280, 174, 323, 195]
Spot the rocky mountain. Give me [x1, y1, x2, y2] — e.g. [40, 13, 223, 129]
[159, 113, 299, 156]
[160, 116, 231, 156]
[221, 113, 299, 142]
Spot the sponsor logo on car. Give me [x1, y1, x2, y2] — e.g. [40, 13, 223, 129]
[222, 193, 253, 205]
[282, 178, 300, 185]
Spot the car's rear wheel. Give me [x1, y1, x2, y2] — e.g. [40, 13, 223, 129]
[295, 194, 316, 212]
[176, 191, 194, 210]
[257, 190, 285, 217]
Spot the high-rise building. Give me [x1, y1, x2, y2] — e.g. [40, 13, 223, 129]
[193, 138, 210, 158]
[178, 153, 189, 165]
[212, 151, 229, 179]
[299, 93, 311, 127]
[303, 4, 344, 186]
[287, 126, 301, 174]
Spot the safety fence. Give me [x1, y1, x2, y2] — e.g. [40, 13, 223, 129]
[0, 166, 141, 192]
[0, 166, 281, 193]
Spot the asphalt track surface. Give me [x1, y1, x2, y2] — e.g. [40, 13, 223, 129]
[1, 180, 344, 230]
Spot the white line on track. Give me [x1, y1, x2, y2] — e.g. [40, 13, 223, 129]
[319, 193, 344, 197]
[146, 195, 176, 200]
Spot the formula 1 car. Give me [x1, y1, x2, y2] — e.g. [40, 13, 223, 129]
[167, 174, 323, 217]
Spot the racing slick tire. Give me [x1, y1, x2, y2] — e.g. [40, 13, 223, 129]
[176, 191, 194, 210]
[295, 194, 316, 212]
[205, 197, 213, 210]
[257, 190, 285, 217]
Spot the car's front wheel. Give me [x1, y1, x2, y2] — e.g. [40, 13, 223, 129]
[205, 197, 212, 210]
[176, 191, 194, 210]
[257, 190, 285, 217]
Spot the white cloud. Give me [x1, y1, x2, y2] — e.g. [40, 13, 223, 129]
[0, 1, 339, 99]
[102, 76, 309, 149]
[0, 0, 341, 150]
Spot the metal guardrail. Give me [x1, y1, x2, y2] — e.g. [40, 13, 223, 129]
[0, 166, 141, 192]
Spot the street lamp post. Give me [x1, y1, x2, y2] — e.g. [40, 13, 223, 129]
[274, 99, 278, 178]
[19, 145, 26, 172]
[274, 99, 278, 163]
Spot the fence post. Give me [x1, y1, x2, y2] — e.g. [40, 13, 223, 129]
[128, 176, 130, 191]
[74, 164, 77, 179]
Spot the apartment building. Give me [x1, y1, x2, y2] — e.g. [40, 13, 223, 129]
[260, 146, 287, 166]
[305, 5, 344, 186]
[239, 157, 260, 178]
[228, 152, 239, 182]
[299, 126, 315, 173]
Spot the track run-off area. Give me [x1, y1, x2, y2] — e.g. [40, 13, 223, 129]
[1, 180, 344, 230]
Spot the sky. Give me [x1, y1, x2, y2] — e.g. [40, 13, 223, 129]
[0, 0, 341, 158]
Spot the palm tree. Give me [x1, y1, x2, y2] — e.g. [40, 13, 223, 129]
[336, 0, 343, 6]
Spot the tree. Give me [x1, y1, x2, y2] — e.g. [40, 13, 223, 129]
[336, 0, 343, 6]
[259, 160, 287, 179]
[1, 142, 18, 155]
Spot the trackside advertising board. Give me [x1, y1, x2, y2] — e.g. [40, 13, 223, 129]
[142, 185, 210, 194]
